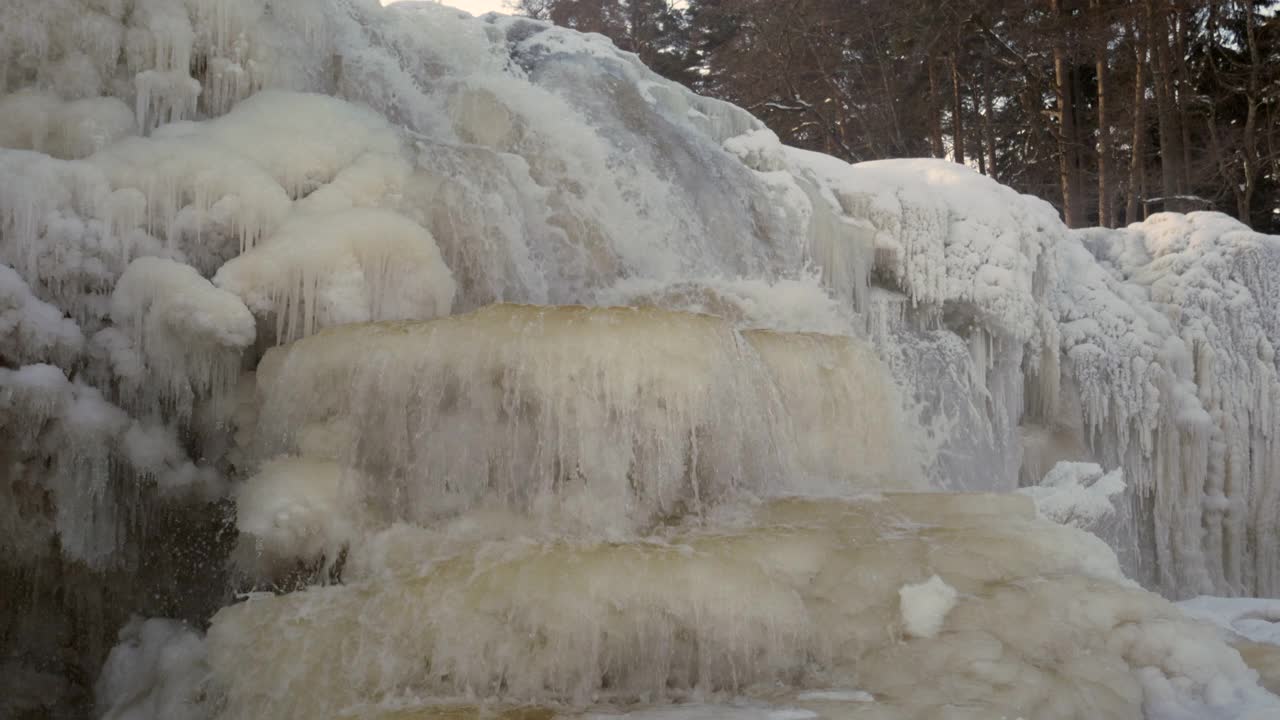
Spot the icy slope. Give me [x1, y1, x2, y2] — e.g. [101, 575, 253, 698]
[1, 1, 1280, 719]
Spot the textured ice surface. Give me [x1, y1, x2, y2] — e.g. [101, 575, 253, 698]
[238, 304, 918, 572]
[2, 1, 1280, 719]
[1180, 597, 1280, 647]
[204, 495, 1278, 720]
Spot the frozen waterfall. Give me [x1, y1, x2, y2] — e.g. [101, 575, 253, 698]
[2, 1, 1280, 719]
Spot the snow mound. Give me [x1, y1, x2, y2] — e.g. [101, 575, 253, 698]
[898, 574, 958, 639]
[232, 456, 367, 578]
[0, 262, 83, 365]
[110, 256, 254, 414]
[95, 618, 208, 720]
[213, 209, 456, 342]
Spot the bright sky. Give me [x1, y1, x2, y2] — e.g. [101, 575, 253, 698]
[382, 0, 510, 15]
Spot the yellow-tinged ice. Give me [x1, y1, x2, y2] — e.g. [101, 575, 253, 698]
[207, 493, 1250, 720]
[238, 304, 920, 564]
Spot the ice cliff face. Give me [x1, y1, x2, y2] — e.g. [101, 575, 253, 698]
[2, 1, 1280, 719]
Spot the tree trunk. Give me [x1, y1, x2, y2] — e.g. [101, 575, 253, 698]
[1238, 0, 1261, 224]
[1127, 21, 1147, 225]
[1093, 0, 1113, 228]
[629, 0, 649, 64]
[1051, 0, 1083, 227]
[1147, 0, 1184, 213]
[928, 56, 945, 158]
[951, 51, 965, 165]
[1172, 5, 1194, 197]
[1206, 110, 1244, 219]
[982, 43, 998, 180]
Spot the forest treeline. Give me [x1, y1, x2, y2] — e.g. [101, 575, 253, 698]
[511, 0, 1280, 232]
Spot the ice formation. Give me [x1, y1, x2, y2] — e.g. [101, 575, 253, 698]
[1180, 596, 1280, 648]
[110, 256, 255, 412]
[0, 91, 135, 160]
[231, 456, 367, 577]
[1, 362, 221, 567]
[237, 304, 917, 565]
[94, 618, 209, 720]
[213, 208, 456, 341]
[2, 1, 1280, 719]
[204, 496, 1277, 720]
[0, 262, 84, 365]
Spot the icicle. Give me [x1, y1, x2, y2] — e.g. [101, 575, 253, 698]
[134, 70, 201, 133]
[202, 493, 1279, 720]
[248, 305, 919, 546]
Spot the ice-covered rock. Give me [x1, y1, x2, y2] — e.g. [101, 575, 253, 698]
[241, 304, 918, 564]
[205, 495, 1280, 720]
